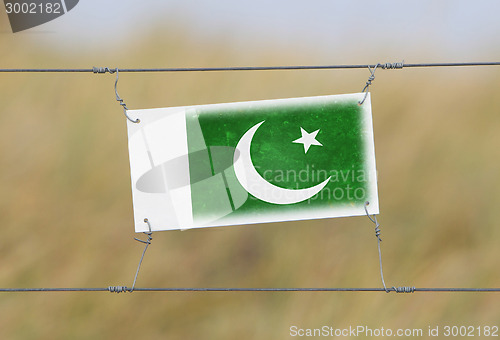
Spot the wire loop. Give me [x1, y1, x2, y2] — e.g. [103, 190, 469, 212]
[364, 202, 416, 294]
[129, 218, 154, 292]
[106, 220, 153, 294]
[113, 68, 140, 123]
[364, 201, 389, 292]
[364, 201, 382, 242]
[358, 61, 404, 105]
[93, 66, 139, 123]
[358, 64, 378, 105]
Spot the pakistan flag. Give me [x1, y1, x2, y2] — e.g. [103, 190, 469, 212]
[127, 93, 378, 232]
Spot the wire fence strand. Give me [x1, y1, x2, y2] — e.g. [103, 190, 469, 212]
[0, 287, 499, 293]
[1, 60, 499, 294]
[0, 62, 500, 73]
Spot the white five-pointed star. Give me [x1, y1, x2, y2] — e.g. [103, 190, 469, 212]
[292, 127, 323, 153]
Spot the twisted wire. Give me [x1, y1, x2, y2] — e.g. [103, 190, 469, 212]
[391, 286, 416, 293]
[364, 202, 416, 294]
[129, 219, 153, 292]
[358, 64, 380, 105]
[108, 286, 129, 293]
[92, 67, 115, 74]
[112, 68, 139, 123]
[364, 201, 389, 292]
[379, 61, 404, 69]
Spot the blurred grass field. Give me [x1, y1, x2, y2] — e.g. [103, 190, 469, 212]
[1, 20, 500, 339]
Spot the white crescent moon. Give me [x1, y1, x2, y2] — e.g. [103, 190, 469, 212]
[233, 121, 331, 205]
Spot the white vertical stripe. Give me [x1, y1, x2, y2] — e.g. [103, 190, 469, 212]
[128, 130, 152, 182]
[128, 109, 193, 231]
[144, 112, 188, 166]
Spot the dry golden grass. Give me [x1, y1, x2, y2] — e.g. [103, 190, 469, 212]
[1, 20, 500, 339]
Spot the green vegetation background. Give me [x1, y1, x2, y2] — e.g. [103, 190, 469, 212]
[1, 16, 499, 340]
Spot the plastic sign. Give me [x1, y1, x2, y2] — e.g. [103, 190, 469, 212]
[126, 94, 379, 232]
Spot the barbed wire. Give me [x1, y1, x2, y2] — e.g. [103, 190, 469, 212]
[0, 61, 499, 73]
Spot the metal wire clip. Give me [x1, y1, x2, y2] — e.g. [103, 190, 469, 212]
[358, 61, 404, 105]
[92, 66, 140, 123]
[364, 201, 414, 294]
[108, 218, 153, 293]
